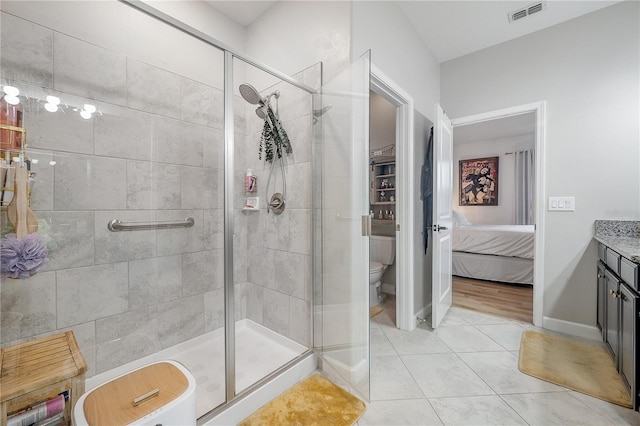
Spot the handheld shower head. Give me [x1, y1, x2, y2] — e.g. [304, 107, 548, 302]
[239, 83, 264, 105]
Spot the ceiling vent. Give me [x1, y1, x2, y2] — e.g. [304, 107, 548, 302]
[508, 2, 546, 23]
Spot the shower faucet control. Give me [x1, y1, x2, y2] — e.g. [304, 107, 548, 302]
[268, 193, 286, 215]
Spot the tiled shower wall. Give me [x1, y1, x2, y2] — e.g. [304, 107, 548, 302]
[0, 2, 317, 379]
[0, 7, 232, 377]
[234, 64, 319, 348]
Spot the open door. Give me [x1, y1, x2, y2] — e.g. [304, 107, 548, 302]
[431, 105, 453, 328]
[314, 51, 371, 399]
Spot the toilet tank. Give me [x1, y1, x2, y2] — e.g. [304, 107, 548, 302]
[73, 360, 196, 426]
[370, 235, 396, 265]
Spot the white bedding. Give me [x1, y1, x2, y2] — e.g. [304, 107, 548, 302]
[452, 224, 535, 259]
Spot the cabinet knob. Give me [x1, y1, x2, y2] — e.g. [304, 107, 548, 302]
[598, 274, 605, 278]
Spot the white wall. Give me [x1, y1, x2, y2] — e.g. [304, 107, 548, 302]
[441, 1, 640, 327]
[145, 0, 246, 53]
[370, 91, 396, 151]
[246, 1, 350, 83]
[453, 135, 534, 225]
[351, 1, 439, 122]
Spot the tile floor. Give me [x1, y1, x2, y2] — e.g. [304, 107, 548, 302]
[358, 298, 640, 425]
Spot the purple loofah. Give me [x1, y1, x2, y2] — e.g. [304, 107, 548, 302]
[1, 233, 49, 279]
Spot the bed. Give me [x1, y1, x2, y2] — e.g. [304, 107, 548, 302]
[451, 211, 534, 285]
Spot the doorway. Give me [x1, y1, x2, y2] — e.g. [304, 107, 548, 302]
[451, 102, 546, 327]
[370, 65, 417, 331]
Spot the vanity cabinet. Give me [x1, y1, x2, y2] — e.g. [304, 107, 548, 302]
[597, 242, 640, 409]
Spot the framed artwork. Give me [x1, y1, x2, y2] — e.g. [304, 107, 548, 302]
[459, 156, 499, 206]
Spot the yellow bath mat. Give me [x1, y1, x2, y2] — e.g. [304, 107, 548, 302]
[238, 374, 366, 426]
[518, 330, 631, 408]
[369, 306, 383, 318]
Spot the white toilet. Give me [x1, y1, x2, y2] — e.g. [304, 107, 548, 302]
[370, 235, 396, 307]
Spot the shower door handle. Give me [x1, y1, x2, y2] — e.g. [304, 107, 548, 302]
[362, 215, 371, 237]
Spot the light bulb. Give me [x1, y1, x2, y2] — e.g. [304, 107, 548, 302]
[49, 161, 56, 166]
[80, 109, 92, 120]
[46, 95, 61, 105]
[3, 86, 19, 97]
[4, 94, 20, 105]
[31, 159, 39, 164]
[83, 104, 96, 114]
[45, 103, 59, 113]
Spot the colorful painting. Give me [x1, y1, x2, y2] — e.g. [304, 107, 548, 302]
[459, 156, 499, 206]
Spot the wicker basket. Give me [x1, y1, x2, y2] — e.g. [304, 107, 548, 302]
[370, 144, 395, 157]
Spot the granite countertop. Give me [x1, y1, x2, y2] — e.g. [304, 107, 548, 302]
[595, 220, 640, 264]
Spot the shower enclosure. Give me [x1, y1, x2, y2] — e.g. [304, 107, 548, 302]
[0, 0, 371, 421]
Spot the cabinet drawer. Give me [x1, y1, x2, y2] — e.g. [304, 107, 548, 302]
[598, 243, 607, 262]
[607, 248, 621, 275]
[621, 257, 639, 291]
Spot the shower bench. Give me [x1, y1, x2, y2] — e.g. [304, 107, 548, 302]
[0, 331, 87, 426]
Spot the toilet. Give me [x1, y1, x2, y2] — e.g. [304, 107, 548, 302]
[370, 235, 396, 307]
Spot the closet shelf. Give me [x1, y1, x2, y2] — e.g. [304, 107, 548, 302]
[371, 202, 396, 206]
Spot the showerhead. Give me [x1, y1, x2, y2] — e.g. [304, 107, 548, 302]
[239, 83, 264, 105]
[312, 105, 332, 124]
[255, 106, 267, 120]
[313, 105, 332, 118]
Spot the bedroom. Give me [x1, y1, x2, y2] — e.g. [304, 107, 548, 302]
[451, 112, 536, 323]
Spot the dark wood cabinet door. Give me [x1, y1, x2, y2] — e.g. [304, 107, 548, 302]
[605, 269, 620, 367]
[619, 282, 637, 408]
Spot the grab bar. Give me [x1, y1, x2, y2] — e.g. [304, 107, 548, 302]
[108, 217, 194, 232]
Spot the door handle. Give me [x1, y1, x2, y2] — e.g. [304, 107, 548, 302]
[432, 224, 448, 232]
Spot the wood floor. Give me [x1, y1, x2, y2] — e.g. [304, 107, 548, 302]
[452, 276, 533, 323]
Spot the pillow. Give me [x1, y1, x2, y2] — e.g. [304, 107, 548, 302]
[452, 210, 471, 227]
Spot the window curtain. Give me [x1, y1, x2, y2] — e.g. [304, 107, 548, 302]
[514, 150, 535, 225]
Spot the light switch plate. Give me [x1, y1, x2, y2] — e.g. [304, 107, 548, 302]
[548, 196, 575, 211]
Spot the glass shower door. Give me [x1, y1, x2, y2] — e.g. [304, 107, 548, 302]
[315, 51, 371, 399]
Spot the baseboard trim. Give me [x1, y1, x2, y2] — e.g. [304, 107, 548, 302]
[542, 316, 601, 341]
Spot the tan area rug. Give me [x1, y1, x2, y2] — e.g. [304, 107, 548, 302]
[518, 330, 631, 408]
[369, 306, 383, 318]
[238, 374, 365, 426]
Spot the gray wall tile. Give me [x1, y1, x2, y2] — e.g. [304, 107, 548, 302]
[27, 106, 94, 154]
[1, 12, 53, 87]
[26, 150, 54, 211]
[183, 249, 223, 296]
[54, 33, 126, 105]
[156, 209, 204, 256]
[1, 272, 56, 343]
[203, 127, 224, 170]
[154, 117, 205, 167]
[181, 166, 220, 209]
[54, 153, 127, 210]
[126, 161, 181, 210]
[127, 59, 181, 118]
[274, 251, 309, 301]
[94, 107, 154, 160]
[95, 306, 159, 373]
[95, 210, 156, 263]
[157, 295, 204, 349]
[129, 255, 182, 309]
[289, 209, 311, 255]
[205, 288, 225, 332]
[289, 297, 311, 347]
[263, 288, 289, 337]
[181, 78, 223, 129]
[203, 209, 223, 250]
[39, 211, 95, 271]
[56, 263, 129, 328]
